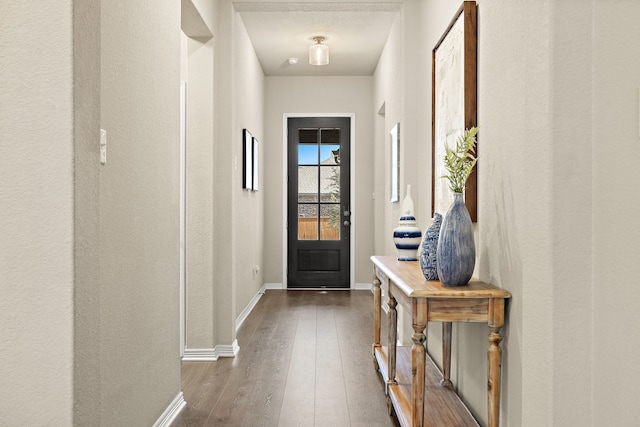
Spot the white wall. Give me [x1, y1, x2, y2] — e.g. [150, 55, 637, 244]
[373, 9, 404, 257]
[73, 0, 102, 424]
[99, 1, 182, 424]
[3, 2, 185, 424]
[185, 33, 217, 349]
[374, 0, 640, 426]
[592, 1, 640, 425]
[233, 11, 266, 319]
[0, 2, 75, 424]
[181, 2, 217, 351]
[211, 0, 266, 348]
[263, 76, 375, 287]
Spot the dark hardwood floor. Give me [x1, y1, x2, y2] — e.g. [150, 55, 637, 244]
[172, 290, 399, 427]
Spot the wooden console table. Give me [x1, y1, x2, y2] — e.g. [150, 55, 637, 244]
[371, 256, 511, 427]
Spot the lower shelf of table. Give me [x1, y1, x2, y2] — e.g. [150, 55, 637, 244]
[374, 345, 479, 427]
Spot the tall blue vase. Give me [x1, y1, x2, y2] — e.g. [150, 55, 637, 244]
[436, 192, 475, 287]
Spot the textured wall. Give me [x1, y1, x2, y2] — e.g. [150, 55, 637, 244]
[73, 0, 102, 424]
[592, 1, 640, 425]
[99, 1, 182, 424]
[233, 11, 266, 321]
[183, 11, 216, 350]
[374, 0, 640, 426]
[0, 2, 75, 424]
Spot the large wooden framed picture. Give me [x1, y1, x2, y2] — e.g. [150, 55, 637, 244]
[432, 1, 478, 221]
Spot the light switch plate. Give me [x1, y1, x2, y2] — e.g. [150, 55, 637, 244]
[100, 128, 107, 164]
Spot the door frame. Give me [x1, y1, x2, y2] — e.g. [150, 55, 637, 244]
[282, 113, 356, 289]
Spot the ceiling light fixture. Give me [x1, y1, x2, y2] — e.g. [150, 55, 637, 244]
[309, 36, 329, 66]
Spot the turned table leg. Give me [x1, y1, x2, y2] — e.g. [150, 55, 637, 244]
[373, 275, 381, 359]
[441, 322, 453, 389]
[488, 298, 505, 427]
[386, 292, 398, 415]
[387, 293, 398, 389]
[411, 299, 428, 427]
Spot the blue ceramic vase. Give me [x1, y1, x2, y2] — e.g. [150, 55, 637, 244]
[393, 215, 421, 261]
[436, 193, 475, 286]
[419, 213, 442, 280]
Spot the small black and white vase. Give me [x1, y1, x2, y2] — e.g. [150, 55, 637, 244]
[419, 213, 442, 280]
[393, 185, 421, 261]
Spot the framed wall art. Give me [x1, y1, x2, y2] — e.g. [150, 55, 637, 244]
[252, 137, 259, 191]
[390, 123, 400, 203]
[243, 128, 253, 190]
[432, 0, 478, 221]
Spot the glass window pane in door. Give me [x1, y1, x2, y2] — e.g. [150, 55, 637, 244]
[320, 204, 340, 240]
[298, 204, 318, 240]
[319, 144, 340, 165]
[320, 166, 340, 202]
[299, 144, 319, 165]
[298, 166, 319, 202]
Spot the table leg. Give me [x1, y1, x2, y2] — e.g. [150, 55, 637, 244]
[488, 326, 503, 427]
[411, 300, 427, 427]
[441, 322, 453, 389]
[488, 298, 505, 427]
[387, 293, 398, 389]
[373, 275, 381, 356]
[386, 293, 398, 415]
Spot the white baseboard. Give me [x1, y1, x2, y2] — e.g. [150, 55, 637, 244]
[236, 284, 266, 332]
[182, 339, 239, 361]
[153, 392, 186, 427]
[183, 282, 269, 363]
[265, 283, 371, 291]
[264, 282, 284, 289]
[217, 339, 240, 358]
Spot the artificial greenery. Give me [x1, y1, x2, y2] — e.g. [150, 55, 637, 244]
[441, 127, 478, 193]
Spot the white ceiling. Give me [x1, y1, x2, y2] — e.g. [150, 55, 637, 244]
[235, 2, 402, 76]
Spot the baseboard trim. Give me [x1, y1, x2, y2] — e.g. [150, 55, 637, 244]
[152, 392, 186, 427]
[182, 340, 239, 361]
[182, 348, 217, 361]
[236, 285, 266, 332]
[267, 283, 371, 290]
[217, 339, 240, 358]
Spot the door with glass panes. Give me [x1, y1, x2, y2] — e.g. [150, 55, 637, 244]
[287, 117, 350, 288]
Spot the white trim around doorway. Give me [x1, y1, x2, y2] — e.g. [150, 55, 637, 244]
[282, 113, 356, 289]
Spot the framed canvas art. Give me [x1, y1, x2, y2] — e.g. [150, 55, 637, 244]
[252, 137, 259, 191]
[432, 1, 478, 221]
[390, 123, 400, 203]
[243, 129, 253, 190]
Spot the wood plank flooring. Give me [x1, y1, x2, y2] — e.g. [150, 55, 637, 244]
[172, 290, 399, 427]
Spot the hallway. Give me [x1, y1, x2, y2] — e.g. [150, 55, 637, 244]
[173, 290, 398, 426]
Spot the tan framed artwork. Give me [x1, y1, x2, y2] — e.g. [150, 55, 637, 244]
[432, 1, 478, 221]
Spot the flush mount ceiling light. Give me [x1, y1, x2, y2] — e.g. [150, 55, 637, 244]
[309, 36, 329, 66]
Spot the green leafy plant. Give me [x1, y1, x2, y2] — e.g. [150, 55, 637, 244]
[441, 127, 478, 193]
